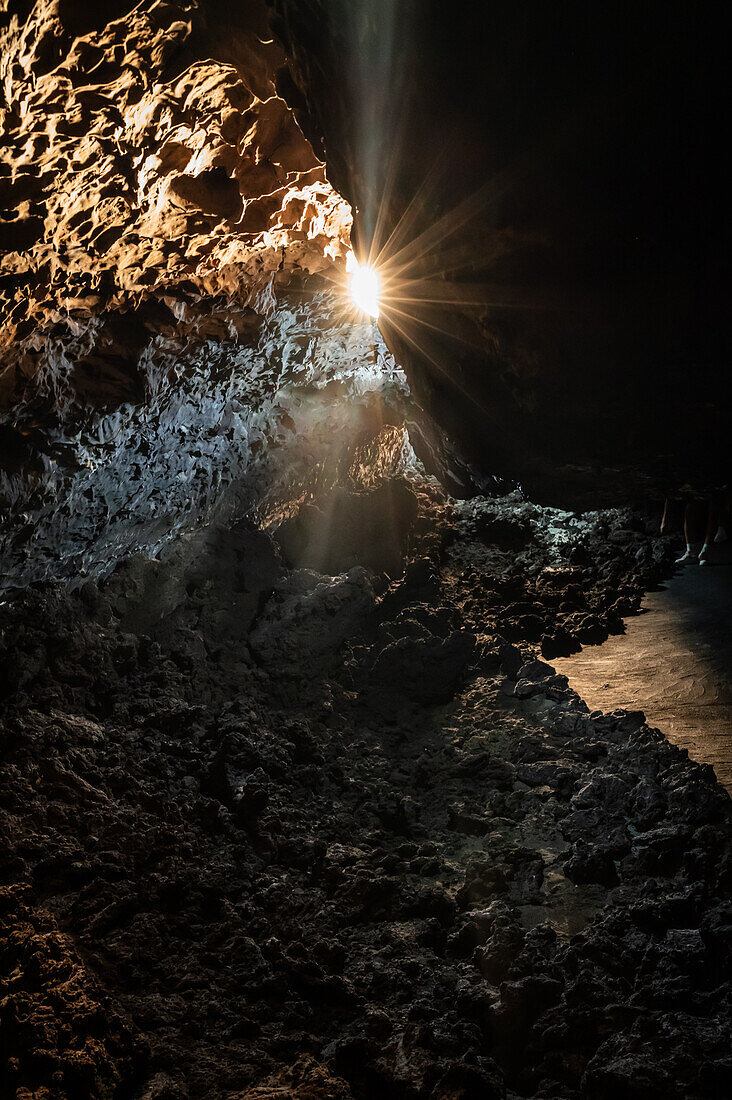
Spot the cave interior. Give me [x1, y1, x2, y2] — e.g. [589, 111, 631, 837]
[0, 3, 730, 1099]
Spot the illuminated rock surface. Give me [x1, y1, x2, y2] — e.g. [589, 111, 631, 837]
[0, 0, 350, 386]
[0, 0, 409, 588]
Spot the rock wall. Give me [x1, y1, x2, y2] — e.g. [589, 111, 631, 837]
[0, 0, 353, 411]
[2, 1, 727, 546]
[0, 1, 419, 589]
[0, 286, 412, 590]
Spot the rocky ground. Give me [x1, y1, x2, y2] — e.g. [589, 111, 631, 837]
[1, 478, 730, 1100]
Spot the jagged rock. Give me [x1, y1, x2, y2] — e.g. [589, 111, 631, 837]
[371, 629, 476, 704]
[0, 0, 351, 415]
[250, 566, 376, 671]
[1, 492, 730, 1099]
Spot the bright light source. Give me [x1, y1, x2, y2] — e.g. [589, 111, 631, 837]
[346, 250, 380, 318]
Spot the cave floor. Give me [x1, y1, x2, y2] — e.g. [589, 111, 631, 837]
[1, 493, 730, 1099]
[554, 544, 732, 789]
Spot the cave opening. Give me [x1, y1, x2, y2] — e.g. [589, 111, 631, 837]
[0, 3, 729, 1099]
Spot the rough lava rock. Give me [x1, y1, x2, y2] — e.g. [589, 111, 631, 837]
[0, 0, 352, 412]
[1, 478, 729, 1098]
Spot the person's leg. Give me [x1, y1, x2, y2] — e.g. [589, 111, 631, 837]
[662, 497, 683, 536]
[676, 499, 704, 564]
[699, 498, 717, 563]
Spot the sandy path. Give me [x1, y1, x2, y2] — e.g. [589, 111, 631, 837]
[555, 544, 732, 789]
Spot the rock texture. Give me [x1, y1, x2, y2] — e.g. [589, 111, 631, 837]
[271, 1, 728, 503]
[0, 285, 409, 591]
[0, 2, 419, 591]
[443, 495, 677, 659]
[0, 0, 362, 570]
[0, 0, 351, 421]
[1, 481, 730, 1098]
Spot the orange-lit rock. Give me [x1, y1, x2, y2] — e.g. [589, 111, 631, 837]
[0, 0, 351, 416]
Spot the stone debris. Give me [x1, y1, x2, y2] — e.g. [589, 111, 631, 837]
[1, 482, 729, 1099]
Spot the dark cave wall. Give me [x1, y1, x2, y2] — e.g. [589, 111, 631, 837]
[269, 0, 729, 504]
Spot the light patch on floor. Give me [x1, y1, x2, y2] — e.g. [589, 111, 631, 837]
[554, 543, 732, 789]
